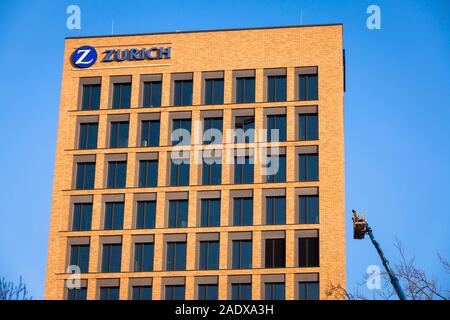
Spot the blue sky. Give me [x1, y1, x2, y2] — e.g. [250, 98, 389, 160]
[0, 0, 449, 299]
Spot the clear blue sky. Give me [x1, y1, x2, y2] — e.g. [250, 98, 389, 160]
[0, 0, 449, 299]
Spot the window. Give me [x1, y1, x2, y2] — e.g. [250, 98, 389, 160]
[134, 243, 154, 272]
[70, 244, 89, 273]
[102, 243, 122, 272]
[203, 117, 222, 144]
[232, 240, 252, 269]
[68, 287, 87, 300]
[266, 155, 286, 183]
[143, 81, 162, 107]
[231, 284, 252, 300]
[112, 82, 131, 109]
[174, 79, 193, 106]
[132, 286, 152, 300]
[168, 199, 188, 228]
[265, 283, 285, 300]
[170, 159, 190, 186]
[236, 77, 255, 103]
[265, 239, 285, 268]
[109, 121, 129, 148]
[166, 242, 187, 271]
[199, 241, 219, 270]
[267, 75, 286, 102]
[299, 74, 318, 101]
[205, 78, 224, 105]
[202, 159, 221, 185]
[299, 154, 319, 181]
[234, 156, 253, 184]
[298, 114, 318, 140]
[72, 203, 92, 231]
[81, 84, 100, 110]
[79, 123, 98, 149]
[136, 201, 156, 229]
[266, 196, 286, 225]
[172, 119, 191, 145]
[100, 286, 120, 300]
[201, 199, 220, 227]
[267, 115, 286, 142]
[107, 161, 127, 188]
[75, 162, 95, 190]
[198, 284, 218, 300]
[298, 282, 319, 300]
[165, 285, 185, 300]
[141, 120, 160, 147]
[139, 160, 158, 187]
[235, 116, 254, 143]
[104, 202, 124, 230]
[298, 237, 319, 267]
[299, 195, 319, 224]
[233, 197, 253, 226]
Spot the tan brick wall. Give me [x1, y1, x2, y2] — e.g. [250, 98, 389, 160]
[45, 25, 345, 300]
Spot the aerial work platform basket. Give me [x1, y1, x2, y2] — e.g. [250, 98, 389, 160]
[352, 210, 367, 239]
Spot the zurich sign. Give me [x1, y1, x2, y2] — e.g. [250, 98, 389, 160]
[72, 46, 97, 68]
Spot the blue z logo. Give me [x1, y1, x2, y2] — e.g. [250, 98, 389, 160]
[72, 46, 97, 68]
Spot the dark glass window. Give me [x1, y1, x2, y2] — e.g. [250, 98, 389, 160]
[232, 240, 252, 269]
[171, 119, 191, 146]
[298, 237, 319, 267]
[136, 200, 156, 229]
[236, 77, 255, 103]
[299, 74, 318, 101]
[205, 78, 224, 105]
[132, 286, 152, 300]
[298, 282, 319, 300]
[81, 84, 100, 110]
[139, 160, 158, 187]
[72, 203, 92, 231]
[265, 238, 285, 268]
[107, 161, 127, 188]
[299, 154, 319, 181]
[198, 284, 218, 300]
[202, 159, 221, 185]
[203, 117, 223, 144]
[100, 286, 119, 300]
[112, 82, 131, 109]
[234, 156, 253, 184]
[235, 116, 254, 143]
[266, 155, 286, 183]
[110, 121, 129, 148]
[166, 242, 186, 271]
[170, 159, 190, 186]
[233, 197, 253, 226]
[76, 162, 95, 190]
[265, 283, 285, 300]
[267, 115, 286, 142]
[201, 198, 220, 227]
[102, 243, 122, 272]
[104, 202, 124, 230]
[266, 196, 286, 225]
[141, 120, 160, 147]
[67, 287, 87, 300]
[298, 114, 318, 141]
[168, 199, 188, 228]
[267, 75, 286, 102]
[70, 244, 90, 273]
[174, 79, 193, 106]
[231, 283, 252, 300]
[134, 243, 154, 272]
[79, 123, 98, 149]
[165, 285, 185, 300]
[143, 81, 162, 107]
[299, 195, 319, 224]
[199, 241, 219, 270]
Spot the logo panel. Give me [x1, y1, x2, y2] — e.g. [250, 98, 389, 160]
[72, 46, 97, 68]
